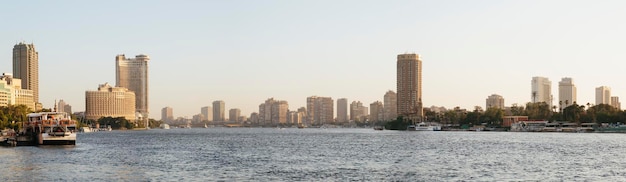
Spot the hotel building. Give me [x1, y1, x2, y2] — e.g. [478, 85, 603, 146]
[85, 83, 136, 121]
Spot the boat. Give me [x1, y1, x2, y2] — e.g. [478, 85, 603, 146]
[373, 126, 384, 130]
[415, 122, 434, 131]
[159, 124, 171, 129]
[26, 112, 76, 145]
[595, 125, 626, 133]
[204, 124, 208, 128]
[407, 122, 435, 131]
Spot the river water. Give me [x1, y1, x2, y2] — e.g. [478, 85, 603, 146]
[1, 128, 626, 181]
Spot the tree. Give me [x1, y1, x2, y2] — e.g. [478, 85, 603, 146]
[525, 102, 551, 120]
[510, 104, 525, 116]
[482, 107, 504, 127]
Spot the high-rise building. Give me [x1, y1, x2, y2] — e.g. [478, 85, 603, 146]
[116, 54, 149, 120]
[596, 86, 611, 105]
[212, 100, 225, 121]
[12, 42, 39, 104]
[85, 83, 136, 121]
[297, 107, 307, 124]
[229, 108, 241, 122]
[272, 101, 289, 124]
[201, 106, 212, 121]
[257, 98, 289, 125]
[161, 107, 173, 123]
[531, 77, 552, 107]
[611, 96, 621, 110]
[306, 96, 333, 125]
[350, 101, 366, 121]
[558, 77, 577, 110]
[383, 90, 397, 121]
[57, 99, 72, 114]
[486, 94, 505, 110]
[249, 112, 259, 123]
[337, 98, 348, 123]
[370, 101, 384, 122]
[287, 111, 304, 124]
[397, 53, 423, 119]
[0, 73, 35, 110]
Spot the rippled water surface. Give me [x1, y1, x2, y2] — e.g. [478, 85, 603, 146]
[2, 128, 626, 181]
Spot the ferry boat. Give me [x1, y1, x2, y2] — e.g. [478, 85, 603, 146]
[159, 124, 171, 129]
[408, 122, 435, 131]
[26, 112, 76, 145]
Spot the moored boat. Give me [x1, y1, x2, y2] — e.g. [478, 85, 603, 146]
[26, 112, 76, 145]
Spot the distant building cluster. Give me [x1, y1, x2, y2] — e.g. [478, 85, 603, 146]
[84, 54, 150, 125]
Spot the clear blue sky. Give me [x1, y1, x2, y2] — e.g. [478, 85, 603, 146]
[2, 1, 626, 118]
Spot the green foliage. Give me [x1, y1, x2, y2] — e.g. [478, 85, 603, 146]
[97, 117, 134, 130]
[525, 102, 552, 120]
[148, 119, 163, 128]
[385, 116, 410, 130]
[0, 105, 33, 130]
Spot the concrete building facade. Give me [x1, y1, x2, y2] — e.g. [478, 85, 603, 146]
[0, 73, 35, 110]
[257, 98, 289, 125]
[486, 94, 505, 110]
[12, 42, 39, 103]
[201, 106, 212, 121]
[306, 96, 333, 125]
[116, 54, 149, 120]
[229, 108, 241, 122]
[611, 96, 621, 110]
[596, 86, 611, 105]
[212, 100, 225, 121]
[57, 99, 72, 114]
[161, 107, 173, 123]
[85, 83, 136, 121]
[337, 98, 348, 123]
[397, 53, 423, 119]
[350, 101, 367, 122]
[370, 101, 384, 122]
[558, 77, 577, 110]
[383, 90, 397, 121]
[531, 76, 552, 107]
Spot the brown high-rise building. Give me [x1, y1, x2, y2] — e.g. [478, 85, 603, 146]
[397, 53, 423, 119]
[257, 98, 289, 125]
[306, 96, 333, 125]
[85, 83, 136, 121]
[13, 42, 39, 103]
[116, 54, 149, 120]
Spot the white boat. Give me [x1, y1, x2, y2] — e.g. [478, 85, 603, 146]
[415, 122, 434, 131]
[26, 112, 76, 145]
[408, 122, 435, 131]
[159, 124, 170, 129]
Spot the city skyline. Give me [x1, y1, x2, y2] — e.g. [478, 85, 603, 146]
[3, 1, 626, 118]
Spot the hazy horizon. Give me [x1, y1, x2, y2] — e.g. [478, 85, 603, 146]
[2, 1, 626, 119]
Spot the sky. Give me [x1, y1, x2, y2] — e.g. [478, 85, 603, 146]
[2, 0, 626, 119]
